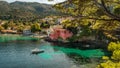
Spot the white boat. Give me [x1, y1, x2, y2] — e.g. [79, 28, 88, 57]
[31, 48, 44, 54]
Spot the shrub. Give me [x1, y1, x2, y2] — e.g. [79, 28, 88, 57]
[97, 42, 120, 68]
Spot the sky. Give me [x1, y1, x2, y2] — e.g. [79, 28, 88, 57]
[0, 0, 66, 4]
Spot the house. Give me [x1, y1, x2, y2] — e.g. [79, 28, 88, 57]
[49, 28, 73, 40]
[23, 30, 32, 35]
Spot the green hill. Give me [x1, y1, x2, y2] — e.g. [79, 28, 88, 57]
[0, 1, 61, 22]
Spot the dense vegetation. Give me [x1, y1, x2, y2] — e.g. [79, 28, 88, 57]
[54, 0, 120, 41]
[0, 20, 47, 33]
[51, 0, 120, 67]
[97, 42, 120, 68]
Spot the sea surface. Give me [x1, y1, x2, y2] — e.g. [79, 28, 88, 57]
[0, 35, 105, 68]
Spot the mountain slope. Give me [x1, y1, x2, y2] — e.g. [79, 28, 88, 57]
[0, 1, 60, 22]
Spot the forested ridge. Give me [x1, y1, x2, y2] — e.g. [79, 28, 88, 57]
[0, 1, 62, 22]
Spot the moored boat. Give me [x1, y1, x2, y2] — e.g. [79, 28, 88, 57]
[31, 48, 44, 54]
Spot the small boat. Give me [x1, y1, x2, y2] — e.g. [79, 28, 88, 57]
[31, 48, 44, 54]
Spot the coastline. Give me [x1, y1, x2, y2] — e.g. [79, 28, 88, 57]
[44, 37, 108, 50]
[0, 34, 40, 42]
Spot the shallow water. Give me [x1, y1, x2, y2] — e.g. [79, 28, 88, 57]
[0, 34, 38, 42]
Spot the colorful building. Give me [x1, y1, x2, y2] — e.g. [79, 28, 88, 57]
[49, 28, 73, 40]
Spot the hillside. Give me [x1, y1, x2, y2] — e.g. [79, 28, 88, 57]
[0, 1, 61, 22]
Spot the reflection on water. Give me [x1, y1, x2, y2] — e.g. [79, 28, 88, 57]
[0, 41, 76, 68]
[0, 40, 104, 68]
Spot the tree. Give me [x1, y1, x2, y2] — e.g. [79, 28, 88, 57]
[40, 21, 50, 28]
[16, 23, 24, 32]
[62, 19, 78, 34]
[50, 0, 120, 67]
[0, 25, 4, 31]
[2, 22, 9, 29]
[8, 20, 16, 29]
[97, 42, 120, 68]
[31, 23, 41, 32]
[52, 0, 120, 40]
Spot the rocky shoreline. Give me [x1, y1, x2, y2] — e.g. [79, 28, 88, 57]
[44, 37, 108, 50]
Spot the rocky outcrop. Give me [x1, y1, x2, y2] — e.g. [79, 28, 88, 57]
[44, 37, 108, 50]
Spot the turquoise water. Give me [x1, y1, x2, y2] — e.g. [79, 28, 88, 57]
[39, 45, 105, 59]
[0, 34, 39, 42]
[0, 35, 106, 68]
[54, 46, 104, 58]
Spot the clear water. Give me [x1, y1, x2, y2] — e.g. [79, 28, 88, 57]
[0, 34, 39, 42]
[0, 35, 105, 68]
[0, 41, 76, 68]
